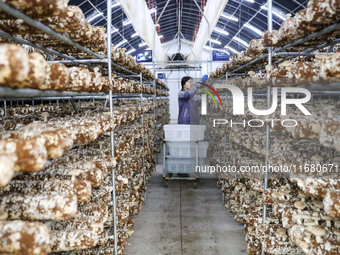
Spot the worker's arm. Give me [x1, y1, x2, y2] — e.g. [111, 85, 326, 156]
[178, 84, 202, 99]
[192, 93, 201, 104]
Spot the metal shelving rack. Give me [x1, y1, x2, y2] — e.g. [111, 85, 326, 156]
[0, 1, 169, 255]
[224, 22, 340, 76]
[212, 1, 340, 254]
[262, 3, 273, 255]
[139, 73, 147, 204]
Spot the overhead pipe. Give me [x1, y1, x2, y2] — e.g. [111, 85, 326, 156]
[179, 31, 196, 60]
[152, 0, 171, 69]
[177, 0, 182, 53]
[192, 0, 212, 73]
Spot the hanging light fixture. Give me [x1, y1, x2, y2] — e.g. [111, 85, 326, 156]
[261, 5, 286, 20]
[131, 32, 139, 38]
[127, 48, 136, 54]
[243, 22, 263, 36]
[214, 27, 229, 36]
[220, 13, 238, 22]
[87, 12, 103, 22]
[233, 37, 249, 47]
[224, 46, 239, 54]
[114, 39, 128, 48]
[208, 38, 222, 45]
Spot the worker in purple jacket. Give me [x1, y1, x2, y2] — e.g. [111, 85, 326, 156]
[178, 75, 208, 125]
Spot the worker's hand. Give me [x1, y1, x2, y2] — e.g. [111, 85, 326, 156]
[201, 74, 208, 83]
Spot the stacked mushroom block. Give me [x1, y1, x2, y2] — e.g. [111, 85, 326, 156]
[207, 90, 340, 254]
[0, 44, 168, 95]
[0, 1, 169, 91]
[0, 99, 169, 254]
[209, 0, 340, 79]
[0, 1, 170, 254]
[206, 3, 340, 246]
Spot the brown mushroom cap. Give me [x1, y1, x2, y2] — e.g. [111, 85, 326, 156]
[276, 228, 286, 234]
[305, 230, 312, 236]
[235, 185, 242, 191]
[279, 60, 292, 68]
[298, 241, 308, 249]
[297, 192, 308, 199]
[304, 220, 316, 226]
[294, 201, 306, 210]
[41, 112, 50, 121]
[312, 123, 321, 134]
[308, 226, 325, 236]
[311, 155, 323, 162]
[272, 192, 280, 199]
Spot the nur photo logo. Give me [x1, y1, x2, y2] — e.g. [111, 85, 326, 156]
[200, 83, 312, 128]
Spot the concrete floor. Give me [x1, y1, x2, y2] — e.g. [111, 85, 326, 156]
[125, 165, 248, 255]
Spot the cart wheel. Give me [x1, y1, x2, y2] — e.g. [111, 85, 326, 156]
[193, 181, 198, 189]
[164, 181, 169, 188]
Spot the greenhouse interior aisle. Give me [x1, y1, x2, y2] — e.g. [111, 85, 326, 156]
[125, 165, 247, 255]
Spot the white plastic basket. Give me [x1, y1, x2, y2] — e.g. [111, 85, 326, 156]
[166, 158, 205, 174]
[163, 124, 206, 141]
[166, 159, 191, 173]
[168, 141, 209, 158]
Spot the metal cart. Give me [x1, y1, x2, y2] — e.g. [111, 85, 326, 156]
[163, 140, 201, 189]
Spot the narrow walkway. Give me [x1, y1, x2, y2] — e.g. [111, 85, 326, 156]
[125, 165, 248, 255]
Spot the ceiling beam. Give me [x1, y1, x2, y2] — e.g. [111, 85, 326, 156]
[187, 0, 229, 61]
[119, 0, 166, 61]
